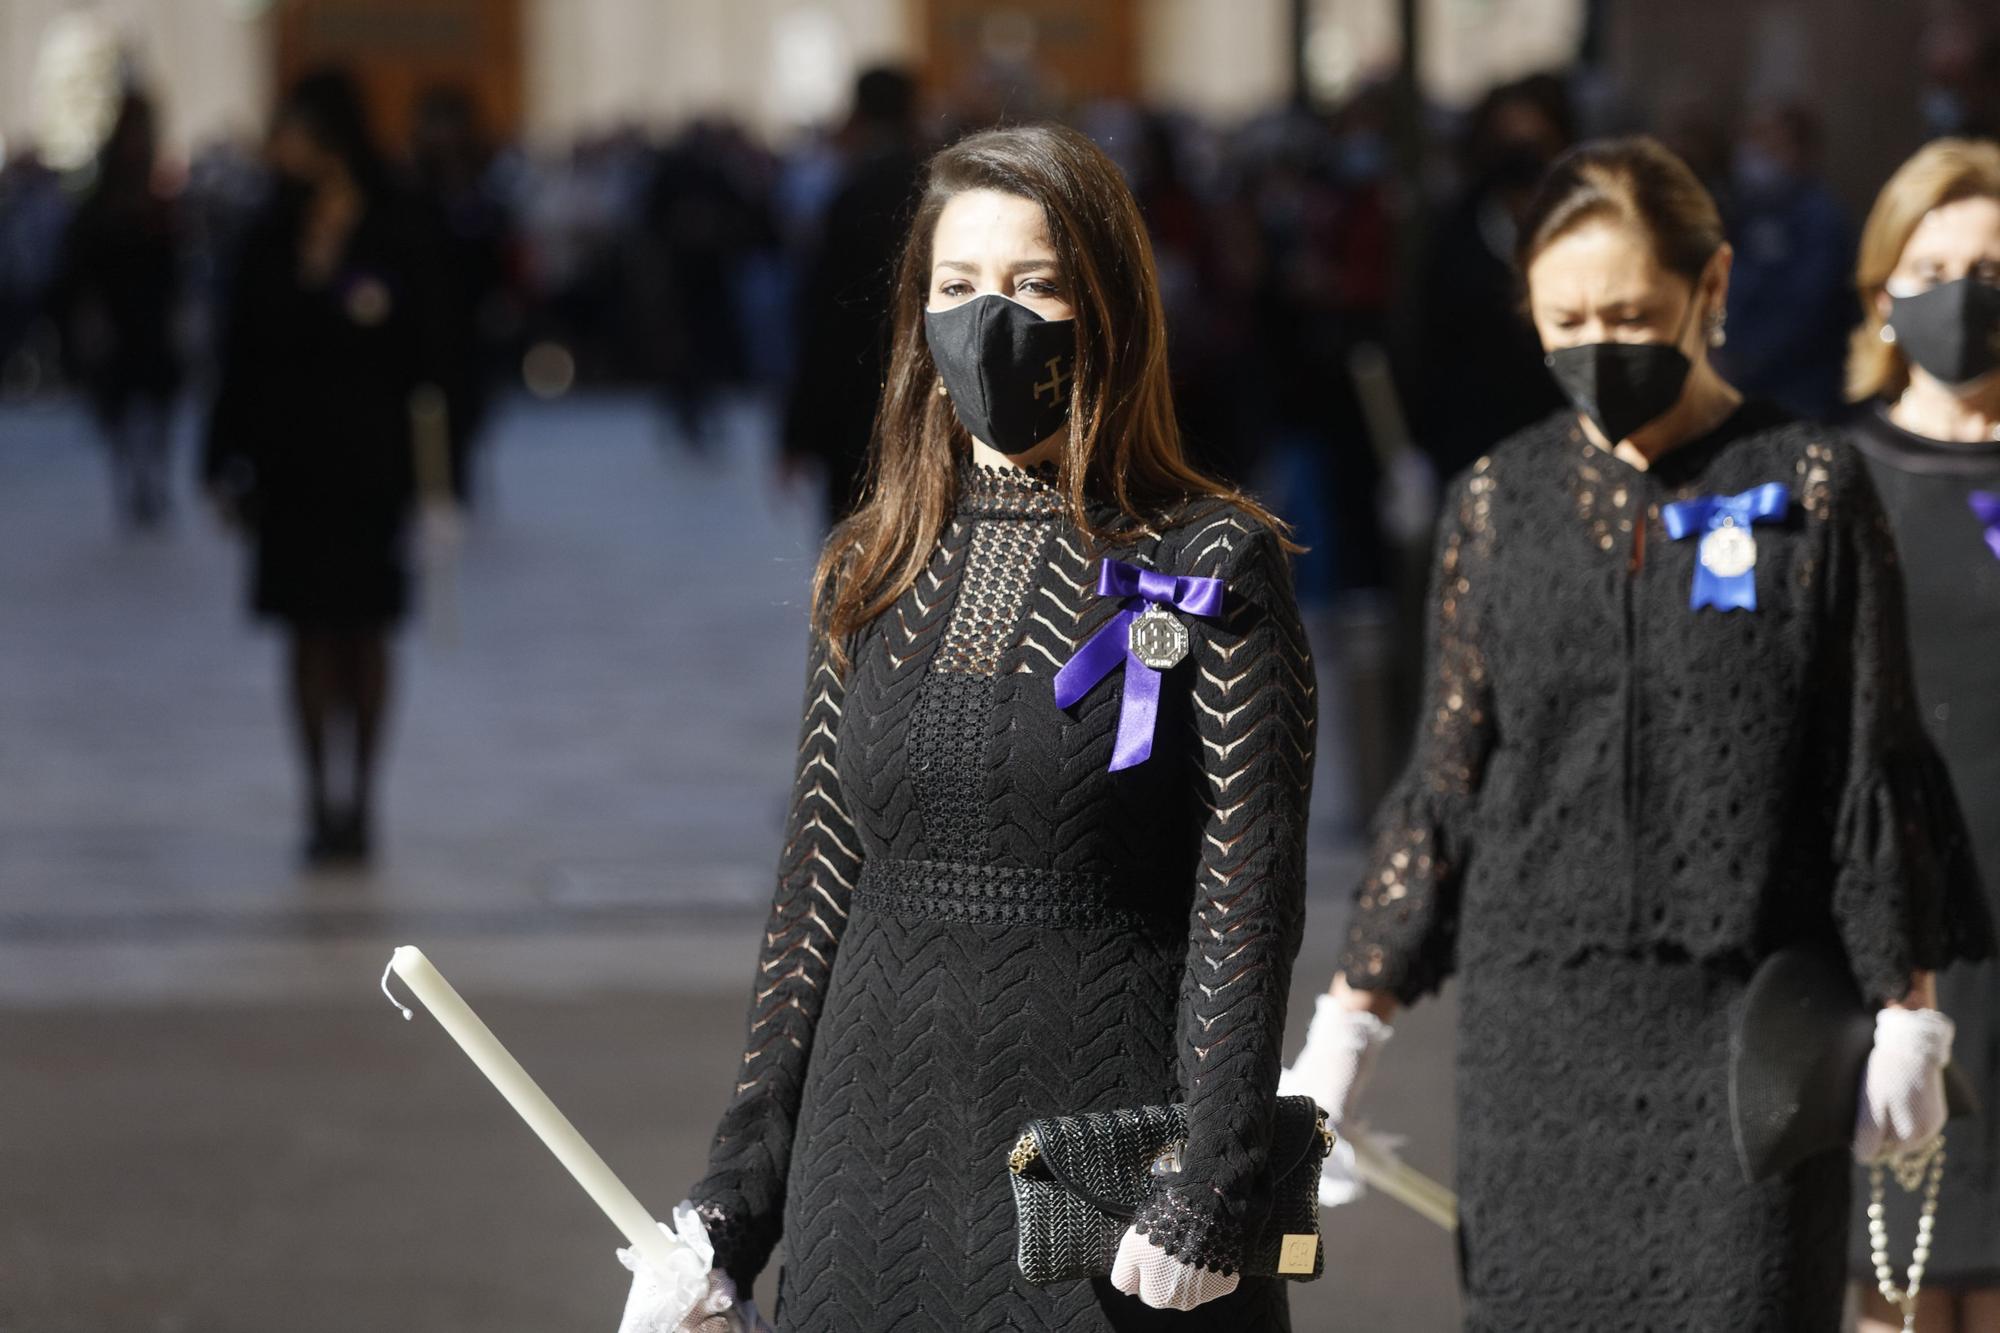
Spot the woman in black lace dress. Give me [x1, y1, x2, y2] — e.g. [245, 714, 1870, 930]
[1282, 138, 1991, 1331]
[624, 126, 1317, 1332]
[1841, 138, 2000, 1333]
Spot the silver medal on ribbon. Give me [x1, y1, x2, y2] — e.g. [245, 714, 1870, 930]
[1127, 604, 1189, 669]
[1699, 518, 1758, 580]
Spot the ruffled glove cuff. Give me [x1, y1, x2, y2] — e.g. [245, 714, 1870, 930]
[615, 1202, 771, 1333]
[1129, 1185, 1249, 1277]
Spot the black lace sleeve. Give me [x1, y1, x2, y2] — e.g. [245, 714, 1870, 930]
[1821, 454, 1995, 1001]
[1337, 463, 1498, 1004]
[689, 590, 862, 1290]
[1130, 510, 1317, 1276]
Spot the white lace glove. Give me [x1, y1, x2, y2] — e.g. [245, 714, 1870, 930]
[1853, 1007, 1955, 1164]
[1110, 1227, 1239, 1311]
[1277, 993, 1393, 1128]
[615, 1202, 771, 1333]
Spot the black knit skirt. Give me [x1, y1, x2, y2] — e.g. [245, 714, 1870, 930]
[1455, 951, 1849, 1331]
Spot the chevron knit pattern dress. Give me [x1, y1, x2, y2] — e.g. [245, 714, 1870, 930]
[690, 458, 1317, 1332]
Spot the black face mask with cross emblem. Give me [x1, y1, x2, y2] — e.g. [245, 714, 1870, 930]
[924, 293, 1076, 456]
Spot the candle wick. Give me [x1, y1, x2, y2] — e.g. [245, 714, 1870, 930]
[380, 959, 414, 1021]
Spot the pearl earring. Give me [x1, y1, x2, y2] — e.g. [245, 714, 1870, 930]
[1879, 323, 1898, 345]
[1707, 313, 1727, 349]
[936, 376, 949, 397]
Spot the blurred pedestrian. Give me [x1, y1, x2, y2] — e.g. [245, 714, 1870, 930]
[50, 89, 181, 529]
[1405, 73, 1574, 483]
[1229, 102, 1394, 593]
[1715, 104, 1853, 420]
[638, 121, 768, 452]
[409, 83, 510, 507]
[1285, 137, 1991, 1331]
[1840, 136, 2000, 1333]
[0, 151, 71, 391]
[203, 68, 443, 866]
[780, 66, 924, 523]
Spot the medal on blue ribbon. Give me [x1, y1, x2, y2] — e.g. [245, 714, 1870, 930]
[1052, 558, 1225, 771]
[1661, 483, 1790, 611]
[1970, 491, 2000, 562]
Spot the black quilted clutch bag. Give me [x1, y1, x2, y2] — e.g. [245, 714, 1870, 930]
[1006, 1097, 1331, 1286]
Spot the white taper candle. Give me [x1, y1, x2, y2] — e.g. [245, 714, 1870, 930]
[386, 945, 686, 1278]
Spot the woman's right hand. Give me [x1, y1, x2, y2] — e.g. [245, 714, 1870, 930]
[614, 1202, 772, 1333]
[616, 1263, 769, 1333]
[1277, 982, 1396, 1127]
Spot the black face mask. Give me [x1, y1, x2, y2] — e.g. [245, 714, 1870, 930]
[924, 294, 1076, 455]
[1889, 278, 2000, 387]
[1544, 304, 1698, 445]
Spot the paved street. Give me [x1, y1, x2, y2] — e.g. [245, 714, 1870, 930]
[0, 394, 1459, 1332]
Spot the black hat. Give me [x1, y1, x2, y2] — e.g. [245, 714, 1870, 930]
[1729, 943, 1979, 1183]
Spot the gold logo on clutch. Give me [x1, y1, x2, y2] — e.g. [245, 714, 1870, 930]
[1277, 1233, 1318, 1275]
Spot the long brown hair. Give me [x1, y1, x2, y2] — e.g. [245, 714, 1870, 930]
[1848, 137, 2000, 403]
[812, 123, 1290, 669]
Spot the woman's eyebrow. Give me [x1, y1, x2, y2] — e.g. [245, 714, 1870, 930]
[932, 257, 1058, 277]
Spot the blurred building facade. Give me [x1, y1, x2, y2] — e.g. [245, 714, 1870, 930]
[0, 0, 1585, 159]
[1601, 0, 1957, 215]
[1, 2, 1977, 224]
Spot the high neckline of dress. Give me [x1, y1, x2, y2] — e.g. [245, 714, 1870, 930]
[955, 455, 1067, 518]
[1849, 400, 2000, 476]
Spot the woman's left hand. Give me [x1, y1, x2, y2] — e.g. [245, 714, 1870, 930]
[1109, 1227, 1239, 1311]
[1853, 1006, 1955, 1163]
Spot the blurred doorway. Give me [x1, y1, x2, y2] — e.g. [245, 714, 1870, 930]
[922, 0, 1138, 108]
[275, 0, 522, 145]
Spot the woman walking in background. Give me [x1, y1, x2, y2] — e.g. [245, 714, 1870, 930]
[205, 69, 441, 866]
[53, 89, 181, 531]
[1282, 137, 1990, 1329]
[1841, 136, 2000, 1333]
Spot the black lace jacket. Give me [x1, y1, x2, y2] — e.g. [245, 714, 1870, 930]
[690, 460, 1316, 1290]
[1342, 404, 1993, 1005]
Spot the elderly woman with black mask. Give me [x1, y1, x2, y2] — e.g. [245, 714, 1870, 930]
[1283, 137, 1992, 1331]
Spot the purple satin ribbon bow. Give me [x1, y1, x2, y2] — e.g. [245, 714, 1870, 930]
[1052, 558, 1225, 771]
[1971, 491, 2000, 562]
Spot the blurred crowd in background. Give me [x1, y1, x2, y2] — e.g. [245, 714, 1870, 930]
[4, 18, 2000, 596]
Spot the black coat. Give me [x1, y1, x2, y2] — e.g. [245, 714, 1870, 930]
[53, 185, 180, 412]
[204, 188, 440, 625]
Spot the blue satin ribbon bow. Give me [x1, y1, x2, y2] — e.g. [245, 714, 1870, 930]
[1660, 482, 1790, 611]
[1052, 558, 1225, 771]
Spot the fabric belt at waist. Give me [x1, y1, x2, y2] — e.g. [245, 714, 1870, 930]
[852, 857, 1176, 930]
